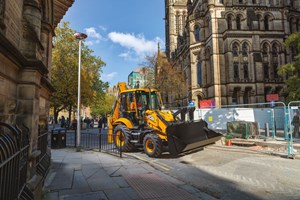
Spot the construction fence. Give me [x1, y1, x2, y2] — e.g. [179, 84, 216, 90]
[171, 101, 300, 140]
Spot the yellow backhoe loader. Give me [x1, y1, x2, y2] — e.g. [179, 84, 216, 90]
[108, 82, 222, 157]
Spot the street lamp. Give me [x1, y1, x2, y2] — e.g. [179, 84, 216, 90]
[74, 32, 87, 152]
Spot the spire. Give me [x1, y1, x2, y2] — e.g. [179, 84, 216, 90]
[158, 42, 160, 53]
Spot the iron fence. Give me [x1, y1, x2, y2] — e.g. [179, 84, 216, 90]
[0, 122, 33, 200]
[36, 127, 51, 179]
[50, 128, 122, 157]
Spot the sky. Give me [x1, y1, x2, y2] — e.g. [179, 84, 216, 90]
[62, 0, 166, 87]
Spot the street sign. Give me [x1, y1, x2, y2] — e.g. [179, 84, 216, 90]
[266, 94, 279, 102]
[200, 99, 215, 108]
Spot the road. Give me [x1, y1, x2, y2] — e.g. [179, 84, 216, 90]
[129, 145, 300, 200]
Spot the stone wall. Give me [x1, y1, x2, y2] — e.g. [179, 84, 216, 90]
[0, 0, 74, 198]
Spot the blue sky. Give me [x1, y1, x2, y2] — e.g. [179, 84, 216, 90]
[62, 0, 165, 87]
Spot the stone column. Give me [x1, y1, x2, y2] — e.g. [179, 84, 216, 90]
[16, 69, 43, 198]
[209, 7, 222, 107]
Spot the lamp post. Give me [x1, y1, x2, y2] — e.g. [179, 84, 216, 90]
[74, 32, 87, 152]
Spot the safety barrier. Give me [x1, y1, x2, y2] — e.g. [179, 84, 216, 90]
[171, 101, 300, 140]
[0, 122, 33, 200]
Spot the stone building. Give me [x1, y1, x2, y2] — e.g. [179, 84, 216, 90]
[164, 0, 300, 108]
[0, 0, 74, 198]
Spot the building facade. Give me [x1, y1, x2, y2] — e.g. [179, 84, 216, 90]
[128, 67, 150, 88]
[0, 0, 74, 198]
[165, 0, 300, 108]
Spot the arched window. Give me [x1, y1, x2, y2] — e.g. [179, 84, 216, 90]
[290, 17, 297, 33]
[236, 15, 241, 30]
[272, 44, 279, 79]
[232, 43, 239, 56]
[194, 25, 200, 42]
[263, 63, 269, 79]
[227, 15, 233, 30]
[197, 61, 202, 85]
[243, 63, 249, 79]
[273, 63, 278, 79]
[243, 89, 250, 104]
[257, 15, 261, 30]
[262, 43, 268, 57]
[242, 43, 248, 56]
[176, 13, 180, 34]
[264, 15, 269, 31]
[232, 89, 239, 105]
[234, 62, 239, 79]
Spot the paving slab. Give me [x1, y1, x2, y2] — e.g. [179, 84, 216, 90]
[125, 173, 200, 200]
[60, 191, 108, 200]
[45, 168, 74, 190]
[86, 168, 120, 191]
[59, 170, 91, 196]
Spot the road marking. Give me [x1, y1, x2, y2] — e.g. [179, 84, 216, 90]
[129, 154, 173, 171]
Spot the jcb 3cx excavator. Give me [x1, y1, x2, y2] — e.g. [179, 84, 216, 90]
[108, 82, 222, 157]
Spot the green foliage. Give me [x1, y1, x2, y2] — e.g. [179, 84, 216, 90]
[278, 32, 300, 101]
[90, 94, 116, 117]
[51, 21, 107, 118]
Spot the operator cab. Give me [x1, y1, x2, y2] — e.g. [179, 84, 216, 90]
[119, 89, 162, 126]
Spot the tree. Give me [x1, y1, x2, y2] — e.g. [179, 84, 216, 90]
[278, 32, 300, 102]
[90, 94, 116, 117]
[51, 21, 107, 122]
[141, 51, 186, 107]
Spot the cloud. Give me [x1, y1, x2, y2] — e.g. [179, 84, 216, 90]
[108, 32, 163, 59]
[99, 25, 107, 32]
[84, 27, 104, 45]
[102, 72, 118, 81]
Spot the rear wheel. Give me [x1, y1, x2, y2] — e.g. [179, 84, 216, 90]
[113, 125, 135, 152]
[143, 133, 163, 157]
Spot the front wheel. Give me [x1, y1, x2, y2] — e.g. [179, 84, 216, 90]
[113, 125, 135, 152]
[143, 133, 163, 158]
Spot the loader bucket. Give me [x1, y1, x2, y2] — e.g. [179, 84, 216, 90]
[166, 120, 222, 156]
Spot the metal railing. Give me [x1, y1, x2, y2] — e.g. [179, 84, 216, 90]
[50, 128, 122, 157]
[99, 131, 122, 158]
[36, 126, 51, 179]
[0, 122, 32, 200]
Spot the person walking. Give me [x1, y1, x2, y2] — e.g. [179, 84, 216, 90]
[61, 116, 66, 128]
[291, 112, 300, 138]
[98, 115, 104, 134]
[103, 115, 107, 129]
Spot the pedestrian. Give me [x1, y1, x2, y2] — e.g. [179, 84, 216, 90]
[98, 115, 104, 134]
[61, 116, 66, 128]
[291, 112, 300, 137]
[103, 115, 107, 129]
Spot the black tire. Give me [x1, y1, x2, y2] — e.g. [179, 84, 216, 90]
[113, 125, 135, 152]
[143, 133, 163, 158]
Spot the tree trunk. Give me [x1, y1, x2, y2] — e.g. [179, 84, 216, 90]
[54, 107, 59, 124]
